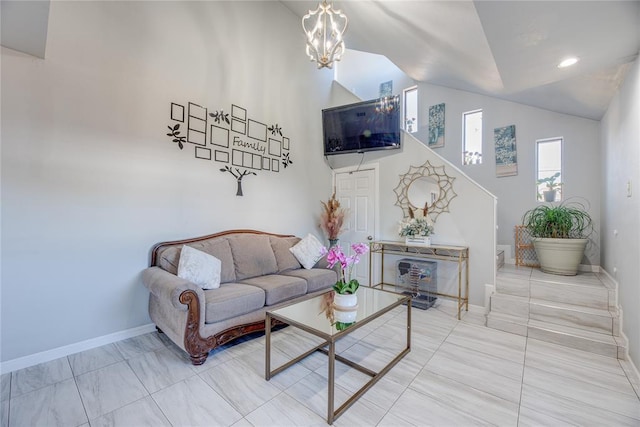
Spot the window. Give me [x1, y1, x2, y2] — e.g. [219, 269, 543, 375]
[403, 86, 418, 133]
[537, 138, 563, 201]
[463, 110, 482, 165]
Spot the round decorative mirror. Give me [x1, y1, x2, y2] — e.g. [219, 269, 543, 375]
[407, 176, 441, 211]
[394, 160, 457, 222]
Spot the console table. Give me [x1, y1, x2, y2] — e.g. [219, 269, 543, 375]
[368, 241, 469, 319]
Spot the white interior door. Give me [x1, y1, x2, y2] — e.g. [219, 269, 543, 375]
[334, 168, 376, 285]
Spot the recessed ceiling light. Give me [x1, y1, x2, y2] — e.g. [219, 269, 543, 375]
[558, 57, 579, 68]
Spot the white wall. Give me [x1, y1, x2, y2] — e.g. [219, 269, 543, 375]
[326, 86, 496, 307]
[336, 53, 602, 266]
[412, 83, 602, 266]
[1, 1, 335, 362]
[601, 58, 640, 367]
[337, 49, 414, 100]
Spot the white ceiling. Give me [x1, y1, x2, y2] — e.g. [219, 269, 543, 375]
[1, 1, 637, 120]
[282, 0, 640, 120]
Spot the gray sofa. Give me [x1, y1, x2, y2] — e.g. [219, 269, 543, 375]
[141, 230, 337, 365]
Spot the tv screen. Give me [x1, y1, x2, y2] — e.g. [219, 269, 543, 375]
[322, 96, 401, 156]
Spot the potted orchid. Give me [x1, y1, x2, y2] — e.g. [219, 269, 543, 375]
[323, 242, 369, 308]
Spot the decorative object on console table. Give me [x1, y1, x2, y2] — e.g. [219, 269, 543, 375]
[320, 193, 347, 247]
[399, 203, 434, 246]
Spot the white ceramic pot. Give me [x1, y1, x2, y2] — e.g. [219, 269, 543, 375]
[334, 309, 357, 323]
[532, 237, 588, 276]
[334, 293, 358, 308]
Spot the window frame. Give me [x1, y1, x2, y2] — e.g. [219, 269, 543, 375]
[462, 109, 483, 165]
[535, 137, 564, 202]
[403, 86, 418, 133]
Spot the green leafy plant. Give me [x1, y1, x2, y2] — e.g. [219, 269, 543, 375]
[536, 172, 562, 200]
[334, 321, 354, 331]
[333, 279, 359, 294]
[522, 201, 593, 239]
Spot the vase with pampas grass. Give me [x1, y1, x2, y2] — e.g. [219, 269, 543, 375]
[320, 193, 347, 247]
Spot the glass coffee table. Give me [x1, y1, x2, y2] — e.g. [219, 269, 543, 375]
[265, 286, 411, 424]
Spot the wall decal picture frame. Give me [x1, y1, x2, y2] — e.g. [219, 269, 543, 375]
[428, 103, 445, 148]
[195, 147, 211, 160]
[248, 120, 267, 142]
[171, 103, 184, 122]
[495, 124, 518, 177]
[165, 100, 294, 196]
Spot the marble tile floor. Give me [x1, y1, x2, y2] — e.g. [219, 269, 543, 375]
[2, 303, 639, 427]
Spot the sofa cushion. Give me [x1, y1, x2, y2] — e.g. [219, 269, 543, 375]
[189, 238, 236, 283]
[204, 283, 266, 324]
[156, 238, 236, 283]
[270, 236, 302, 272]
[281, 268, 337, 293]
[239, 275, 307, 306]
[228, 235, 278, 280]
[177, 245, 221, 290]
[289, 234, 325, 269]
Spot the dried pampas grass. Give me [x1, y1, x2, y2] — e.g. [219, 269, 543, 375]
[320, 193, 347, 240]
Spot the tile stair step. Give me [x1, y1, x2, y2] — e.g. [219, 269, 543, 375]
[527, 319, 626, 360]
[529, 298, 617, 336]
[496, 249, 505, 269]
[496, 275, 530, 297]
[530, 278, 610, 310]
[486, 312, 528, 337]
[490, 293, 529, 318]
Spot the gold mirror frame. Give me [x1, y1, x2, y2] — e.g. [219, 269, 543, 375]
[394, 160, 457, 223]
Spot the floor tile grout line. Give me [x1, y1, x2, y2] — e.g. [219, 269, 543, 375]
[71, 362, 91, 426]
[617, 359, 640, 401]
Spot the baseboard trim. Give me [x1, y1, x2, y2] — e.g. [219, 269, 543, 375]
[0, 323, 156, 374]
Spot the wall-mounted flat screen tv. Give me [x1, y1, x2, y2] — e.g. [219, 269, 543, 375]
[322, 96, 401, 156]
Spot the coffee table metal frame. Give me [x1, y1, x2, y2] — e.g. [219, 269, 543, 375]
[265, 287, 411, 424]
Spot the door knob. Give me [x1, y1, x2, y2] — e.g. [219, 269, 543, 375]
[367, 236, 373, 241]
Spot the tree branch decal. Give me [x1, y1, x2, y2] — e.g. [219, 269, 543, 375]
[167, 124, 186, 150]
[220, 166, 256, 196]
[268, 124, 283, 136]
[209, 110, 230, 125]
[282, 152, 293, 168]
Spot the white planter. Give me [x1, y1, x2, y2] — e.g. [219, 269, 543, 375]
[334, 309, 357, 323]
[333, 293, 358, 309]
[405, 236, 431, 246]
[532, 238, 588, 276]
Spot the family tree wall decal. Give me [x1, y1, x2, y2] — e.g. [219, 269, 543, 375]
[166, 101, 293, 196]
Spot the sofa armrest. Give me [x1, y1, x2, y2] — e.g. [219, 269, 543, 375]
[141, 266, 204, 311]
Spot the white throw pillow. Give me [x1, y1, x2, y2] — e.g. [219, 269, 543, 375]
[177, 245, 221, 290]
[289, 234, 324, 269]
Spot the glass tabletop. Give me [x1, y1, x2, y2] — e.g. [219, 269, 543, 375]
[268, 286, 408, 338]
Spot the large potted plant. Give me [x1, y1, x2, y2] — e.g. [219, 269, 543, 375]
[522, 201, 593, 276]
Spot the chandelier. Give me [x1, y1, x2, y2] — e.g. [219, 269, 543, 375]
[302, 1, 348, 69]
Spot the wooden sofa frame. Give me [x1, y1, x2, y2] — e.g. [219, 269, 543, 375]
[149, 229, 290, 365]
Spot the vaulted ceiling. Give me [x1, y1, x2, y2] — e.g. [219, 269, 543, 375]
[282, 0, 640, 120]
[2, 1, 638, 120]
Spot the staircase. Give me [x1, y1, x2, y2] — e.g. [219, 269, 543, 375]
[487, 265, 627, 359]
